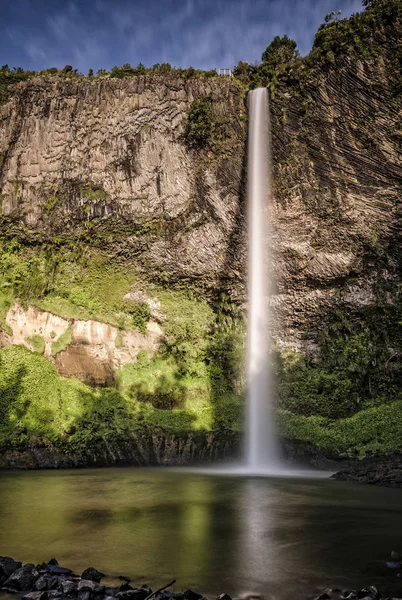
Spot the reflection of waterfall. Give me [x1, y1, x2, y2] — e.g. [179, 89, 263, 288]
[245, 87, 281, 471]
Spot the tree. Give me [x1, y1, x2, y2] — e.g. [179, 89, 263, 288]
[261, 35, 300, 69]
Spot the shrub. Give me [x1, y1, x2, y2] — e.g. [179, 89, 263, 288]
[184, 96, 214, 150]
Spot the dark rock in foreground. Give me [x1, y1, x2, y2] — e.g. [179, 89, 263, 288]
[1, 555, 402, 600]
[332, 456, 402, 488]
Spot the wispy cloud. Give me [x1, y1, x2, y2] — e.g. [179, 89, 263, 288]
[1, 0, 364, 73]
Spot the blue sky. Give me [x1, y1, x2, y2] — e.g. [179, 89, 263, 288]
[1, 0, 364, 73]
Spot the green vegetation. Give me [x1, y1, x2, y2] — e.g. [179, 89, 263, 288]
[184, 96, 215, 150]
[26, 335, 46, 355]
[51, 326, 73, 356]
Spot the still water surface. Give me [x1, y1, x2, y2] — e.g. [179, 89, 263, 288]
[0, 468, 402, 600]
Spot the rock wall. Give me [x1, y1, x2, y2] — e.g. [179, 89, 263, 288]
[0, 76, 246, 289]
[1, 302, 163, 385]
[1, 65, 400, 357]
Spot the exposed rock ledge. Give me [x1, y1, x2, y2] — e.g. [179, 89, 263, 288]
[0, 432, 241, 470]
[0, 303, 163, 385]
[331, 456, 402, 488]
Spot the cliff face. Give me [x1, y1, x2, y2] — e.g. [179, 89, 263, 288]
[0, 29, 402, 466]
[0, 76, 245, 288]
[270, 54, 402, 355]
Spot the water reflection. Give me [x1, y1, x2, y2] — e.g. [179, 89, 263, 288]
[0, 469, 402, 599]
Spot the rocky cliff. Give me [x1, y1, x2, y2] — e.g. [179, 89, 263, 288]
[0, 1, 402, 467]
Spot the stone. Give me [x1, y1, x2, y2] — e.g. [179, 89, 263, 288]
[34, 576, 50, 591]
[48, 560, 59, 567]
[47, 564, 72, 576]
[62, 580, 78, 595]
[140, 585, 152, 595]
[359, 588, 381, 600]
[4, 564, 40, 590]
[22, 592, 49, 600]
[48, 592, 62, 599]
[81, 568, 104, 583]
[216, 595, 232, 600]
[0, 557, 22, 583]
[387, 561, 401, 569]
[120, 582, 134, 592]
[78, 579, 105, 595]
[184, 591, 203, 600]
[78, 592, 91, 600]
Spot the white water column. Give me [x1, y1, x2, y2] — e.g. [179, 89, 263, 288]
[245, 87, 281, 470]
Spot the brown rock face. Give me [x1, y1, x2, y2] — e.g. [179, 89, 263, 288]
[0, 59, 401, 357]
[0, 76, 245, 289]
[53, 344, 115, 387]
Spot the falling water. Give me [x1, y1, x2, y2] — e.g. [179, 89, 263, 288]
[245, 87, 280, 471]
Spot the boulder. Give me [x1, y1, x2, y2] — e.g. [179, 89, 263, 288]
[81, 568, 105, 583]
[62, 580, 78, 595]
[184, 591, 203, 600]
[0, 557, 22, 585]
[78, 592, 91, 600]
[4, 564, 40, 590]
[23, 593, 49, 600]
[78, 579, 105, 595]
[47, 564, 72, 576]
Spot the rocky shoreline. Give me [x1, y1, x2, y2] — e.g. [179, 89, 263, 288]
[331, 456, 402, 488]
[1, 556, 402, 600]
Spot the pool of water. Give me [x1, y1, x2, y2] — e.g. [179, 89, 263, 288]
[0, 467, 401, 600]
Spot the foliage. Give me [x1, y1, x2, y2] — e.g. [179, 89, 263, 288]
[26, 335, 46, 355]
[184, 96, 215, 150]
[261, 35, 300, 69]
[51, 326, 73, 356]
[123, 300, 151, 333]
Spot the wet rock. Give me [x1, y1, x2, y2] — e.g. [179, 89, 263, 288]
[359, 588, 381, 600]
[48, 560, 59, 567]
[105, 587, 121, 597]
[34, 576, 50, 591]
[140, 585, 152, 595]
[62, 580, 78, 595]
[47, 564, 72, 576]
[47, 592, 62, 600]
[184, 591, 203, 600]
[0, 557, 22, 584]
[81, 568, 105, 583]
[216, 595, 232, 600]
[22, 592, 49, 600]
[78, 592, 91, 600]
[316, 593, 331, 600]
[4, 564, 40, 590]
[78, 579, 105, 595]
[119, 582, 133, 592]
[116, 589, 149, 600]
[387, 561, 401, 569]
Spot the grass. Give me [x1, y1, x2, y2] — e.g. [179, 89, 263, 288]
[25, 335, 46, 355]
[278, 401, 402, 458]
[51, 325, 73, 356]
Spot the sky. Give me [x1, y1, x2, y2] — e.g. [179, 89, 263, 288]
[0, 0, 365, 73]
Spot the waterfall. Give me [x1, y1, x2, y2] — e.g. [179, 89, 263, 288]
[245, 87, 281, 471]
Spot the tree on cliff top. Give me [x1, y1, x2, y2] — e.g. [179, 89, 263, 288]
[261, 35, 300, 70]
